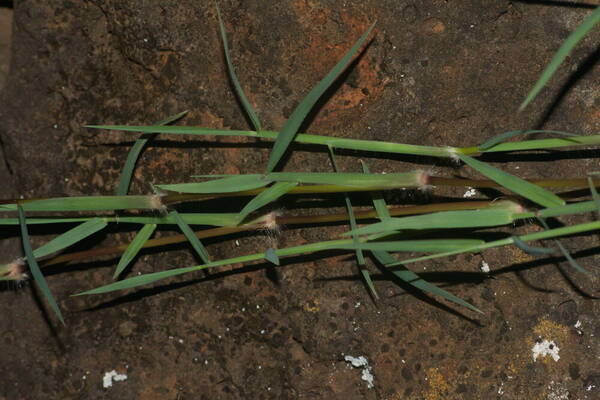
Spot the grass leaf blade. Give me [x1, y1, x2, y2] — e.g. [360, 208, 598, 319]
[114, 223, 157, 279]
[265, 248, 280, 265]
[216, 4, 262, 131]
[520, 6, 600, 110]
[536, 217, 589, 274]
[76, 265, 201, 295]
[170, 210, 210, 263]
[18, 206, 65, 325]
[238, 181, 297, 221]
[32, 218, 107, 259]
[265, 23, 375, 172]
[512, 236, 556, 255]
[116, 111, 188, 196]
[458, 154, 564, 208]
[329, 149, 376, 299]
[372, 250, 482, 313]
[360, 160, 390, 220]
[479, 129, 577, 151]
[158, 174, 270, 194]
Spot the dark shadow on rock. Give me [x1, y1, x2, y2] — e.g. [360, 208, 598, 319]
[28, 284, 65, 350]
[491, 246, 600, 298]
[512, 0, 597, 10]
[534, 46, 600, 128]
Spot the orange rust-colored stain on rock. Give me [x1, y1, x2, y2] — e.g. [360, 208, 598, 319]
[291, 0, 384, 129]
[422, 18, 446, 35]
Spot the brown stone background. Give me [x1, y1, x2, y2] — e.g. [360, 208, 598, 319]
[0, 1, 599, 399]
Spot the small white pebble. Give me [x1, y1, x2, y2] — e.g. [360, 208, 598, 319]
[102, 370, 127, 388]
[463, 187, 477, 198]
[354, 302, 361, 309]
[480, 260, 490, 273]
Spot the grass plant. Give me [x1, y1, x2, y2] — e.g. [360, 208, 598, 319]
[1, 5, 599, 324]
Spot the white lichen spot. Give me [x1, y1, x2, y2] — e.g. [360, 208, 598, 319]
[480, 260, 490, 273]
[344, 355, 374, 389]
[531, 339, 560, 362]
[574, 320, 583, 335]
[102, 370, 127, 388]
[463, 187, 477, 198]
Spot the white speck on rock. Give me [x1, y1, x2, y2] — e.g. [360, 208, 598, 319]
[102, 370, 128, 388]
[480, 260, 490, 273]
[532, 339, 560, 362]
[344, 355, 374, 389]
[463, 187, 477, 198]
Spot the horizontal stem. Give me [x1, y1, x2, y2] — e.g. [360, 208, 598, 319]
[40, 200, 494, 267]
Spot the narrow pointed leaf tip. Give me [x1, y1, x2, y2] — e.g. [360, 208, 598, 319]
[372, 250, 482, 313]
[265, 248, 280, 265]
[114, 223, 157, 279]
[17, 206, 65, 325]
[216, 4, 262, 131]
[116, 111, 188, 196]
[519, 7, 600, 111]
[265, 22, 376, 173]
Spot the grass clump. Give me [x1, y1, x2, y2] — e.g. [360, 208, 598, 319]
[1, 5, 599, 324]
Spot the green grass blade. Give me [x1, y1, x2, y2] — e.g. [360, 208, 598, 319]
[116, 111, 188, 196]
[0, 213, 242, 227]
[479, 129, 577, 150]
[520, 6, 600, 110]
[346, 208, 515, 236]
[329, 149, 376, 299]
[357, 239, 484, 253]
[360, 161, 390, 220]
[554, 240, 589, 274]
[588, 177, 600, 214]
[511, 236, 556, 255]
[157, 174, 271, 194]
[216, 4, 262, 131]
[114, 223, 157, 279]
[264, 248, 280, 265]
[372, 250, 482, 313]
[536, 217, 589, 274]
[87, 124, 600, 157]
[477, 135, 600, 154]
[32, 218, 107, 259]
[238, 181, 297, 221]
[86, 124, 457, 158]
[265, 23, 375, 172]
[75, 265, 201, 295]
[17, 206, 65, 325]
[170, 210, 210, 263]
[458, 154, 564, 208]
[398, 220, 600, 266]
[161, 171, 423, 193]
[267, 171, 423, 188]
[2, 195, 160, 212]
